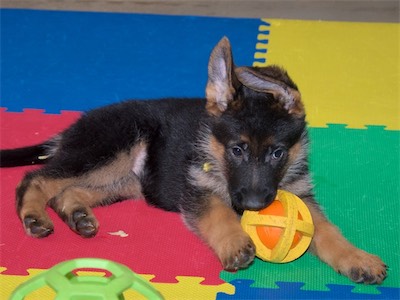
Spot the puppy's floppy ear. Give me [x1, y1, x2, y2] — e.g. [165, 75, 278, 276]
[206, 37, 241, 116]
[236, 66, 304, 116]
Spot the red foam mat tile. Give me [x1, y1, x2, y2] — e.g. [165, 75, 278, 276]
[0, 109, 223, 284]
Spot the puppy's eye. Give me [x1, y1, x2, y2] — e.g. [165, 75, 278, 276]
[232, 145, 246, 157]
[232, 146, 243, 157]
[272, 148, 284, 160]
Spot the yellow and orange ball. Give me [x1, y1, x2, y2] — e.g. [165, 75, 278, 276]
[241, 190, 314, 263]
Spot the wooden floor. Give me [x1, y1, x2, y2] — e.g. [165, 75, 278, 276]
[1, 0, 399, 22]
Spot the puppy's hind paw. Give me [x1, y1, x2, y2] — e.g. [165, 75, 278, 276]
[23, 215, 54, 238]
[69, 209, 99, 238]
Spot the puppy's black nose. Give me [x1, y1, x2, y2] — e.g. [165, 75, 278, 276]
[239, 188, 276, 211]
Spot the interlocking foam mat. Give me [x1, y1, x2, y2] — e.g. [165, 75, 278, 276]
[1, 8, 399, 299]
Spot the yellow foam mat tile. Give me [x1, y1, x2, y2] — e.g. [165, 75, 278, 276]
[145, 276, 235, 300]
[0, 268, 56, 300]
[255, 19, 399, 130]
[0, 267, 235, 299]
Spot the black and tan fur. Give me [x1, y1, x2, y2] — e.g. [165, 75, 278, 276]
[0, 38, 386, 284]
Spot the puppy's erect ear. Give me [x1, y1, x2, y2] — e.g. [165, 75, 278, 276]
[236, 66, 304, 116]
[206, 37, 241, 116]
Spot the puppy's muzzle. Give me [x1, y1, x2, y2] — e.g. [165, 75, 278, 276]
[236, 188, 276, 211]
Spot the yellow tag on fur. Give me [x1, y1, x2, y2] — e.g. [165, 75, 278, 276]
[202, 162, 212, 172]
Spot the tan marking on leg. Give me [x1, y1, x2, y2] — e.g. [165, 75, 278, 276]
[52, 186, 103, 237]
[19, 177, 76, 219]
[83, 142, 148, 188]
[106, 174, 144, 201]
[196, 196, 255, 270]
[19, 182, 54, 237]
[307, 203, 387, 284]
[55, 186, 108, 213]
[18, 176, 76, 237]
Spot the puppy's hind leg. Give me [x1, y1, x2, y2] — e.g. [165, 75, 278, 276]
[16, 170, 76, 238]
[50, 142, 147, 237]
[49, 186, 105, 238]
[47, 171, 144, 238]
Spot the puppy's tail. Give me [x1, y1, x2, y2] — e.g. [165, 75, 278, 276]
[0, 142, 53, 167]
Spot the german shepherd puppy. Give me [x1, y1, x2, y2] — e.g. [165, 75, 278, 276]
[0, 37, 386, 284]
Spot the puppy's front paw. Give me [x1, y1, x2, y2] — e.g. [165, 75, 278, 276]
[337, 249, 387, 284]
[220, 234, 256, 271]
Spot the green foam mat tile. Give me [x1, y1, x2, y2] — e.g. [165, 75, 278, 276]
[221, 125, 399, 293]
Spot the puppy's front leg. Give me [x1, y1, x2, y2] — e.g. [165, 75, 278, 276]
[184, 196, 255, 270]
[305, 199, 387, 284]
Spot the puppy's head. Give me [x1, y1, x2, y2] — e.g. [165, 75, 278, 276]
[205, 37, 306, 213]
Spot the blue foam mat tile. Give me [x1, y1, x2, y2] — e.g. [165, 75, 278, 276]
[217, 280, 400, 299]
[1, 8, 259, 113]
